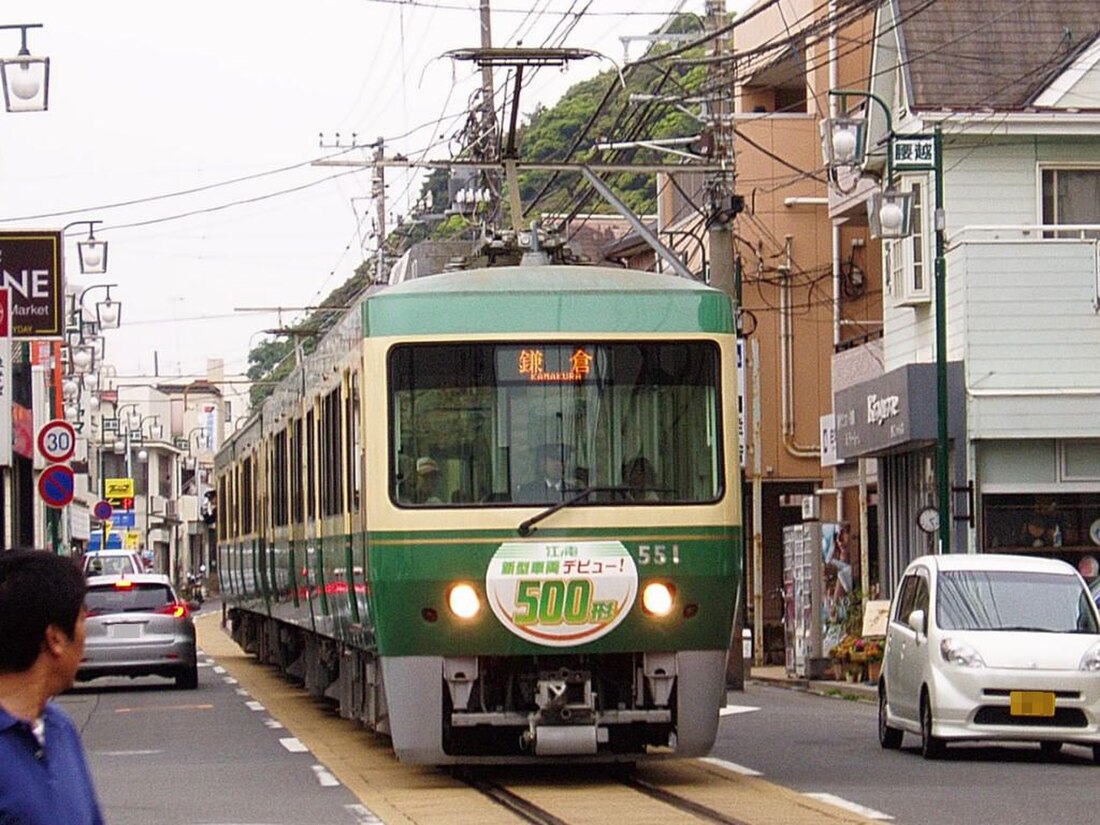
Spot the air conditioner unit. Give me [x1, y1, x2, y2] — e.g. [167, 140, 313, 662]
[165, 499, 177, 519]
[801, 495, 820, 521]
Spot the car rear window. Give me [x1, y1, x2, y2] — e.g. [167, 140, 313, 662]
[86, 583, 175, 614]
[84, 555, 139, 576]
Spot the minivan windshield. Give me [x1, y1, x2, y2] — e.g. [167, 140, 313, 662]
[937, 570, 1099, 633]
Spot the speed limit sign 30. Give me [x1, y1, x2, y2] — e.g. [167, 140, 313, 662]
[37, 419, 77, 463]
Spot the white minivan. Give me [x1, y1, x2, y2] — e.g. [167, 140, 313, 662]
[879, 553, 1100, 761]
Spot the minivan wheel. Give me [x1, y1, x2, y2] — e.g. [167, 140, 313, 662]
[1039, 741, 1062, 758]
[1092, 745, 1100, 765]
[920, 694, 945, 759]
[176, 665, 198, 690]
[878, 688, 903, 749]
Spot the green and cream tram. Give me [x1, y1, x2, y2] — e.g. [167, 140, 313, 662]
[216, 264, 742, 764]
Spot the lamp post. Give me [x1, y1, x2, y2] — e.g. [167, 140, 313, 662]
[823, 90, 951, 553]
[64, 222, 109, 275]
[0, 23, 48, 113]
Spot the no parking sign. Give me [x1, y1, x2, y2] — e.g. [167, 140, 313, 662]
[38, 464, 75, 509]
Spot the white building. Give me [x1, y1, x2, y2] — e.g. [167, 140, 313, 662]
[830, 0, 1100, 590]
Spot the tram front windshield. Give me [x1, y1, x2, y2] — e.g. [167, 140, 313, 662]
[389, 342, 723, 506]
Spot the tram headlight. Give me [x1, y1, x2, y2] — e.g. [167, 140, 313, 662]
[641, 581, 675, 617]
[447, 582, 481, 619]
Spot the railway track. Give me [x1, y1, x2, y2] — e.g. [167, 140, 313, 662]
[198, 613, 877, 825]
[455, 764, 789, 825]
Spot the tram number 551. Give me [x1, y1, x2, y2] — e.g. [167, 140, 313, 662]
[637, 544, 680, 566]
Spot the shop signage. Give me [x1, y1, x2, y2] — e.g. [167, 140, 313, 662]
[0, 231, 64, 338]
[833, 362, 964, 461]
[0, 288, 10, 467]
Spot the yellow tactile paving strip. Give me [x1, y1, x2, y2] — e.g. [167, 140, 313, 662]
[196, 612, 876, 825]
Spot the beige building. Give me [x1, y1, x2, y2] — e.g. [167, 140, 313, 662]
[660, 0, 882, 662]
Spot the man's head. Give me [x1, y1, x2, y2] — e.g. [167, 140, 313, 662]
[0, 550, 86, 674]
[536, 444, 569, 478]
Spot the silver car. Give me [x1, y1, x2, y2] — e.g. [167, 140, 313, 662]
[79, 574, 198, 689]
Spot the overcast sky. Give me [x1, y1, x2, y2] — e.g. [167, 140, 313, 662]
[0, 0, 746, 383]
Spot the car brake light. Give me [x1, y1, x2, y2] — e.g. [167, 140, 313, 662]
[113, 579, 134, 589]
[155, 602, 189, 619]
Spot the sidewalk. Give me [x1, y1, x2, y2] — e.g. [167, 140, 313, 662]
[747, 664, 878, 702]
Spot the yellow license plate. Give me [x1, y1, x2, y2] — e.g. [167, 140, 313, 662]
[1009, 691, 1055, 717]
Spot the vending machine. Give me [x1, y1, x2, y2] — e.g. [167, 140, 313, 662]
[782, 521, 844, 678]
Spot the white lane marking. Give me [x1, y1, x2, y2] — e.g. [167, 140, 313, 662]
[311, 764, 341, 787]
[804, 793, 894, 821]
[263, 718, 284, 729]
[213, 666, 226, 674]
[223, 677, 239, 685]
[279, 737, 309, 753]
[345, 803, 385, 824]
[235, 688, 250, 696]
[719, 704, 760, 716]
[95, 750, 164, 756]
[699, 756, 763, 776]
[197, 660, 214, 668]
[245, 700, 266, 711]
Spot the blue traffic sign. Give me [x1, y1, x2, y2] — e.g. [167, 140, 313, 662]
[88, 532, 123, 551]
[110, 510, 136, 528]
[38, 464, 75, 508]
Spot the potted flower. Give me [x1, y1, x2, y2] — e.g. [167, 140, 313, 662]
[863, 636, 884, 682]
[829, 634, 858, 680]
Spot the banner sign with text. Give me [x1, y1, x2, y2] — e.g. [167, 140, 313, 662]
[0, 231, 64, 338]
[0, 289, 10, 466]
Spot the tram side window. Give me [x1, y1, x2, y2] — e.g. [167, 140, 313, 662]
[348, 373, 362, 510]
[320, 388, 343, 517]
[306, 410, 316, 519]
[291, 418, 304, 524]
[241, 456, 254, 535]
[272, 430, 288, 527]
[387, 342, 722, 506]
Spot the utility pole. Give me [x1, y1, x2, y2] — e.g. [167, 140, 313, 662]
[371, 136, 387, 282]
[478, 0, 500, 220]
[700, 0, 746, 690]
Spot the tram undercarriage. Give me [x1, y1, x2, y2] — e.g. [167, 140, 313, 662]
[230, 609, 724, 764]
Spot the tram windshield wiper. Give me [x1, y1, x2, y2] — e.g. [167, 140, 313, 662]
[517, 486, 631, 537]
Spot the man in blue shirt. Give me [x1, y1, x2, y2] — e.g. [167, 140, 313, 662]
[0, 550, 104, 825]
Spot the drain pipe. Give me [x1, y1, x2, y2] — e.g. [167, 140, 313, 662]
[829, 0, 842, 350]
[779, 235, 820, 458]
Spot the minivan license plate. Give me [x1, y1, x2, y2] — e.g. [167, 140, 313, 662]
[1010, 691, 1055, 717]
[108, 623, 142, 639]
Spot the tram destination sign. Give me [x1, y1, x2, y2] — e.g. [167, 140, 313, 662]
[0, 231, 64, 339]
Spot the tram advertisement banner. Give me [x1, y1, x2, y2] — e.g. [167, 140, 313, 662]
[486, 541, 637, 646]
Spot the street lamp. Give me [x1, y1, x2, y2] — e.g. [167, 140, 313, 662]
[0, 23, 48, 113]
[73, 283, 121, 333]
[65, 222, 109, 275]
[823, 88, 951, 553]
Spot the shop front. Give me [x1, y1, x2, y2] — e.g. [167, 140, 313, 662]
[834, 362, 965, 596]
[976, 439, 1100, 579]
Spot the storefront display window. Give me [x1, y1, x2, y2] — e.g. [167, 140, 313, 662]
[983, 493, 1100, 557]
